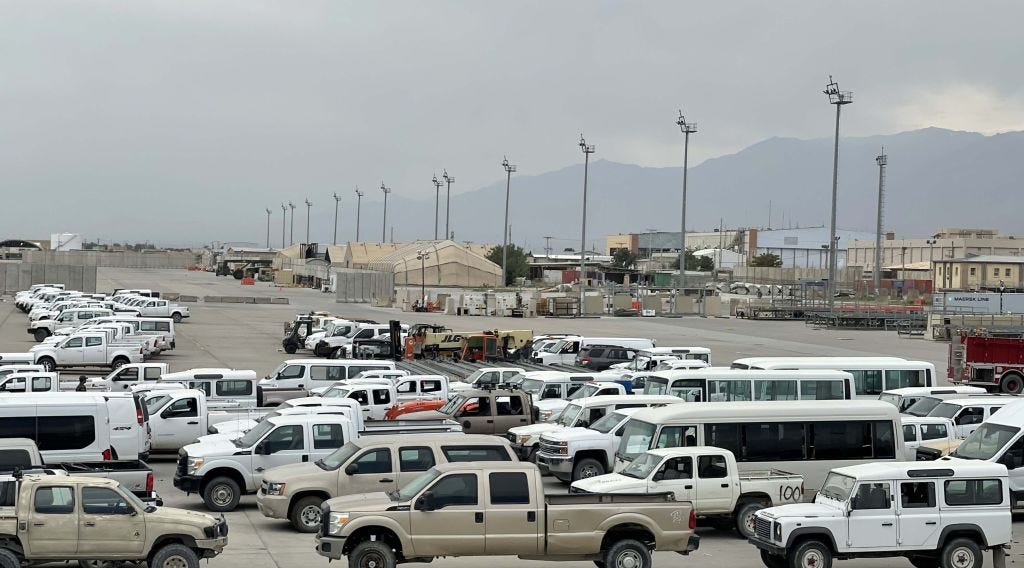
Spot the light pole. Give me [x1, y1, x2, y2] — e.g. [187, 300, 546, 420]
[380, 182, 391, 243]
[431, 175, 442, 240]
[332, 193, 341, 245]
[578, 135, 595, 316]
[416, 249, 430, 307]
[280, 203, 287, 248]
[304, 198, 313, 245]
[676, 110, 697, 303]
[874, 149, 887, 295]
[288, 201, 296, 245]
[354, 187, 364, 241]
[265, 208, 272, 248]
[926, 239, 937, 291]
[501, 156, 516, 287]
[443, 170, 454, 239]
[824, 75, 853, 315]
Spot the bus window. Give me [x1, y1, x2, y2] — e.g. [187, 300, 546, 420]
[754, 379, 798, 401]
[848, 370, 883, 396]
[708, 380, 751, 402]
[885, 370, 925, 390]
[800, 380, 847, 400]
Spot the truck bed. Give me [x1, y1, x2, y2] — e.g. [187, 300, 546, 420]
[56, 460, 154, 497]
[738, 469, 802, 482]
[362, 419, 462, 434]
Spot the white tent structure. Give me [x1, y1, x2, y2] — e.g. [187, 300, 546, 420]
[366, 240, 501, 288]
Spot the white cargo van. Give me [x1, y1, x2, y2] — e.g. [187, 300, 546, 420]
[0, 395, 115, 462]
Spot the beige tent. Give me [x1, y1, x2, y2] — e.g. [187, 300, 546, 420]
[366, 240, 501, 287]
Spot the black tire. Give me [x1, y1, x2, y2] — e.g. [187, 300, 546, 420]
[787, 539, 832, 568]
[939, 538, 982, 568]
[285, 344, 297, 354]
[202, 476, 241, 512]
[572, 458, 605, 482]
[760, 550, 787, 568]
[289, 495, 324, 533]
[526, 447, 538, 464]
[593, 562, 606, 568]
[0, 548, 20, 568]
[172, 313, 183, 323]
[33, 328, 50, 342]
[151, 543, 199, 568]
[111, 357, 129, 370]
[735, 501, 766, 539]
[603, 539, 651, 568]
[38, 357, 56, 372]
[1002, 374, 1023, 394]
[909, 556, 938, 568]
[348, 540, 396, 568]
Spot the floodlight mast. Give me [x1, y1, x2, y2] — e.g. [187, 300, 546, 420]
[675, 110, 697, 307]
[432, 175, 442, 240]
[280, 203, 287, 248]
[443, 170, 455, 239]
[265, 208, 272, 248]
[823, 75, 853, 314]
[288, 201, 296, 245]
[380, 182, 391, 243]
[578, 135, 595, 316]
[332, 193, 341, 245]
[304, 198, 313, 245]
[501, 156, 517, 286]
[354, 187, 364, 241]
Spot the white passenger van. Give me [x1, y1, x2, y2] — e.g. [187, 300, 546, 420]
[926, 396, 1012, 439]
[161, 368, 259, 409]
[731, 356, 936, 398]
[879, 386, 986, 413]
[260, 359, 397, 391]
[947, 400, 1024, 507]
[614, 400, 903, 492]
[533, 337, 655, 366]
[641, 368, 856, 402]
[0, 395, 116, 462]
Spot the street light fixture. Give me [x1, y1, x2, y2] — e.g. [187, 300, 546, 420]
[926, 239, 937, 290]
[280, 203, 287, 248]
[823, 75, 853, 315]
[380, 182, 391, 243]
[288, 201, 296, 246]
[416, 249, 431, 309]
[265, 208, 272, 249]
[332, 193, 341, 245]
[431, 175, 442, 240]
[501, 156, 517, 287]
[578, 134, 595, 316]
[675, 110, 697, 305]
[354, 187, 364, 241]
[304, 198, 313, 246]
[442, 170, 455, 239]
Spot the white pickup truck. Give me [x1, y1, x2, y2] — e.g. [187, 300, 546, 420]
[0, 371, 65, 393]
[533, 380, 632, 422]
[85, 362, 169, 391]
[30, 332, 145, 371]
[143, 389, 269, 451]
[537, 407, 645, 482]
[118, 298, 190, 323]
[572, 446, 804, 539]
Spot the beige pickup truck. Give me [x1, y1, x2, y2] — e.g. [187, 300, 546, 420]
[315, 462, 699, 568]
[0, 474, 227, 568]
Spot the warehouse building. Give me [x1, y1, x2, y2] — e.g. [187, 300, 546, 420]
[848, 228, 1024, 279]
[934, 255, 1024, 292]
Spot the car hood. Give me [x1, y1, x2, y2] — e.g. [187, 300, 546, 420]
[542, 426, 603, 443]
[146, 506, 219, 527]
[401, 410, 449, 420]
[324, 491, 396, 512]
[571, 473, 646, 494]
[182, 439, 240, 458]
[510, 423, 559, 437]
[262, 461, 332, 484]
[196, 433, 240, 444]
[534, 399, 569, 411]
[758, 502, 843, 519]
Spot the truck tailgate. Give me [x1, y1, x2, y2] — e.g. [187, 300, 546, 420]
[543, 493, 693, 555]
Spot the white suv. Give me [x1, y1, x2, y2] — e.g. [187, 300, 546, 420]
[750, 461, 1011, 568]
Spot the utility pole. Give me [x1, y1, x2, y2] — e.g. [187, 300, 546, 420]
[875, 148, 887, 295]
[578, 134, 595, 316]
[442, 170, 454, 239]
[288, 201, 296, 246]
[265, 208, 272, 248]
[676, 110, 697, 304]
[380, 182, 391, 243]
[501, 156, 516, 287]
[543, 236, 553, 257]
[332, 192, 341, 245]
[304, 198, 313, 246]
[431, 174, 442, 240]
[824, 75, 853, 315]
[280, 203, 286, 248]
[354, 187, 364, 241]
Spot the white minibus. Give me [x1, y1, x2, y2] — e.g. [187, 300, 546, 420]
[641, 368, 855, 402]
[731, 356, 936, 398]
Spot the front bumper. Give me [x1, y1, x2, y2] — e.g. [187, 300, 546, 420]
[536, 453, 571, 474]
[316, 535, 347, 560]
[256, 493, 289, 519]
[510, 443, 533, 460]
[748, 536, 785, 556]
[196, 536, 229, 557]
[173, 473, 202, 494]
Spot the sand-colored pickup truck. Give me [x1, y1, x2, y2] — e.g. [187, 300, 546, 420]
[315, 462, 698, 568]
[0, 474, 227, 568]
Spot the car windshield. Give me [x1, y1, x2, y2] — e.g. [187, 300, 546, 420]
[507, 375, 525, 386]
[319, 442, 360, 470]
[521, 379, 546, 395]
[953, 423, 1020, 460]
[271, 362, 288, 377]
[394, 468, 441, 501]
[544, 341, 565, 353]
[644, 378, 669, 396]
[234, 420, 275, 448]
[321, 388, 350, 399]
[878, 393, 901, 407]
[591, 411, 627, 434]
[928, 402, 960, 419]
[905, 396, 942, 417]
[344, 327, 363, 338]
[621, 452, 662, 479]
[555, 404, 582, 426]
[568, 384, 600, 400]
[617, 420, 657, 462]
[818, 472, 856, 502]
[465, 370, 487, 383]
[144, 395, 170, 414]
[439, 395, 465, 415]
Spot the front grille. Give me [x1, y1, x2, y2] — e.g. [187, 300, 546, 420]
[539, 438, 564, 455]
[754, 516, 771, 541]
[176, 456, 188, 476]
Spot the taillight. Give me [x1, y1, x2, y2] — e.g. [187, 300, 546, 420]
[146, 471, 154, 493]
[688, 509, 696, 530]
[136, 406, 144, 425]
[582, 358, 590, 364]
[102, 448, 112, 461]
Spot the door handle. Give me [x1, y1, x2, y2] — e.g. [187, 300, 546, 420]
[926, 521, 937, 525]
[882, 522, 893, 527]
[32, 522, 45, 527]
[684, 485, 693, 490]
[486, 420, 494, 423]
[83, 521, 96, 527]
[474, 512, 484, 523]
[302, 455, 309, 462]
[379, 478, 394, 483]
[720, 483, 729, 488]
[255, 467, 265, 473]
[520, 418, 527, 422]
[527, 511, 536, 522]
[187, 421, 199, 425]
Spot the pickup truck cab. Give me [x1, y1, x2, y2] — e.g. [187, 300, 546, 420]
[750, 461, 1011, 568]
[316, 462, 699, 568]
[517, 371, 594, 404]
[162, 368, 259, 408]
[879, 386, 987, 413]
[31, 332, 144, 371]
[450, 367, 525, 394]
[573, 447, 803, 539]
[901, 417, 957, 460]
[85, 362, 169, 391]
[926, 396, 1010, 438]
[0, 364, 44, 382]
[534, 379, 632, 422]
[256, 433, 517, 532]
[538, 407, 644, 483]
[174, 414, 353, 511]
[118, 298, 190, 322]
[0, 474, 226, 568]
[402, 387, 535, 435]
[259, 359, 398, 406]
[144, 389, 266, 451]
[28, 308, 114, 341]
[208, 397, 365, 437]
[318, 324, 394, 359]
[0, 371, 61, 393]
[317, 381, 398, 420]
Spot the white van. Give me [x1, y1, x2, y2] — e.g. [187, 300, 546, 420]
[0, 354, 35, 366]
[946, 400, 1024, 507]
[533, 337, 656, 366]
[0, 395, 114, 462]
[162, 368, 259, 408]
[260, 359, 397, 391]
[99, 391, 151, 460]
[516, 371, 596, 402]
[731, 356, 936, 398]
[927, 396, 1012, 438]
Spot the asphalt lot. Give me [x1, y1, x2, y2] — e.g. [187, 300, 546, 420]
[1, 267, 1019, 568]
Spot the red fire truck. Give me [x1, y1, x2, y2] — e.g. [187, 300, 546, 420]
[949, 329, 1024, 393]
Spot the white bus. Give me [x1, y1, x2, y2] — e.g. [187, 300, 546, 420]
[641, 368, 855, 402]
[614, 400, 902, 492]
[731, 356, 936, 398]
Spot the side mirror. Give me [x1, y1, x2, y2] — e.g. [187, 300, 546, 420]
[345, 463, 359, 475]
[415, 491, 435, 511]
[255, 442, 268, 455]
[652, 471, 665, 482]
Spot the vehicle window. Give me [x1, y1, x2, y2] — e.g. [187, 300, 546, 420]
[743, 423, 805, 461]
[754, 379, 797, 401]
[262, 425, 304, 453]
[353, 449, 392, 474]
[310, 366, 346, 382]
[697, 455, 728, 478]
[708, 379, 751, 402]
[64, 338, 83, 348]
[346, 389, 368, 405]
[886, 370, 925, 390]
[312, 424, 345, 450]
[144, 367, 162, 380]
[162, 398, 198, 418]
[34, 486, 75, 514]
[428, 473, 478, 507]
[658, 456, 692, 480]
[279, 365, 305, 379]
[944, 479, 1002, 506]
[810, 421, 894, 460]
[84, 336, 103, 347]
[598, 388, 618, 396]
[956, 407, 985, 426]
[585, 407, 607, 424]
[35, 416, 96, 451]
[489, 472, 530, 504]
[372, 389, 391, 405]
[0, 449, 32, 469]
[189, 381, 212, 397]
[399, 447, 435, 472]
[587, 348, 605, 358]
[566, 383, 586, 396]
[442, 446, 512, 462]
[346, 366, 389, 379]
[116, 368, 139, 382]
[495, 396, 524, 416]
[541, 384, 562, 399]
[999, 436, 1024, 469]
[704, 423, 740, 454]
[900, 481, 935, 509]
[397, 381, 416, 394]
[82, 487, 133, 515]
[422, 380, 442, 393]
[1, 377, 26, 392]
[800, 380, 846, 400]
[921, 424, 948, 441]
[849, 370, 883, 396]
[659, 425, 697, 449]
[459, 396, 491, 417]
[852, 483, 891, 510]
[903, 424, 918, 442]
[30, 376, 51, 391]
[216, 380, 253, 397]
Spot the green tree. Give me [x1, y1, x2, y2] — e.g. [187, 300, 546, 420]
[668, 252, 714, 271]
[612, 249, 637, 269]
[750, 252, 782, 267]
[486, 244, 530, 286]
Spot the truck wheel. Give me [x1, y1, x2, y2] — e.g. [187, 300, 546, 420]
[1002, 373, 1024, 394]
[111, 357, 129, 370]
[735, 501, 766, 539]
[33, 328, 50, 342]
[526, 447, 538, 463]
[603, 539, 651, 568]
[348, 540, 396, 568]
[202, 476, 241, 512]
[172, 313, 183, 323]
[284, 344, 297, 354]
[788, 539, 831, 568]
[151, 543, 199, 568]
[760, 551, 787, 568]
[39, 357, 56, 372]
[0, 549, 21, 568]
[290, 495, 324, 533]
[939, 538, 981, 568]
[572, 458, 605, 481]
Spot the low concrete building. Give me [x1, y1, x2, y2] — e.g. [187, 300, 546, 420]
[934, 255, 1024, 292]
[849, 228, 1024, 279]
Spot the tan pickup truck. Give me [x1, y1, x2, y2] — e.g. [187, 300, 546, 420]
[0, 474, 227, 568]
[315, 462, 699, 568]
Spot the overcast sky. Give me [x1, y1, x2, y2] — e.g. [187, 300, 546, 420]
[2, 1, 1022, 245]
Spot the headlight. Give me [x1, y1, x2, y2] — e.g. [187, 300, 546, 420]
[328, 512, 350, 535]
[552, 441, 568, 455]
[773, 521, 782, 541]
[265, 482, 286, 496]
[187, 457, 205, 473]
[540, 410, 553, 421]
[516, 435, 531, 445]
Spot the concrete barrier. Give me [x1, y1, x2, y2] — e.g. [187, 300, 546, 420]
[201, 295, 289, 305]
[178, 295, 199, 303]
